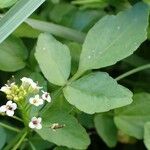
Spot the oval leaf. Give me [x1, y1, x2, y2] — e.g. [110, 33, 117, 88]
[36, 110, 90, 149]
[94, 113, 117, 147]
[114, 92, 150, 139]
[35, 33, 71, 86]
[144, 122, 150, 150]
[0, 0, 18, 8]
[78, 2, 149, 73]
[0, 36, 28, 71]
[63, 72, 133, 114]
[0, 127, 6, 149]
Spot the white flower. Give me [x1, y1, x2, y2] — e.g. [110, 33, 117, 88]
[21, 77, 42, 91]
[29, 95, 44, 106]
[41, 91, 51, 103]
[0, 101, 17, 116]
[0, 83, 14, 94]
[29, 117, 42, 129]
[21, 77, 34, 87]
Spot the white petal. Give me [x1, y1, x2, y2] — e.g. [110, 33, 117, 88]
[34, 103, 41, 107]
[6, 101, 13, 106]
[37, 117, 42, 123]
[31, 117, 37, 122]
[38, 99, 44, 105]
[0, 86, 10, 94]
[0, 105, 7, 112]
[21, 77, 35, 88]
[29, 95, 44, 106]
[36, 124, 42, 129]
[21, 77, 33, 84]
[46, 96, 51, 103]
[29, 97, 34, 104]
[6, 110, 14, 116]
[35, 95, 40, 99]
[29, 122, 35, 129]
[12, 103, 17, 110]
[42, 92, 51, 103]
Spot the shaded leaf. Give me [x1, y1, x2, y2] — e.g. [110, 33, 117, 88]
[94, 113, 117, 147]
[144, 122, 150, 150]
[0, 36, 28, 71]
[0, 127, 6, 149]
[114, 92, 150, 139]
[0, 0, 18, 8]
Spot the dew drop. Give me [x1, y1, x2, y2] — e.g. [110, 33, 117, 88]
[117, 26, 120, 30]
[88, 56, 91, 59]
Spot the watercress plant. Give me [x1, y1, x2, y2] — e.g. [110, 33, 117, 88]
[0, 0, 150, 150]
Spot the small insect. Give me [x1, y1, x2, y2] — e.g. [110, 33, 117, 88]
[50, 123, 65, 131]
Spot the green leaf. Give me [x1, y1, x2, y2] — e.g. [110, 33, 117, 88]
[50, 94, 73, 113]
[78, 113, 94, 129]
[0, 0, 46, 44]
[54, 147, 75, 150]
[63, 72, 133, 114]
[114, 92, 150, 139]
[67, 42, 82, 75]
[0, 36, 28, 71]
[0, 127, 6, 149]
[29, 134, 54, 150]
[36, 109, 90, 149]
[94, 113, 117, 147]
[25, 18, 85, 43]
[0, 0, 18, 8]
[144, 122, 150, 150]
[78, 2, 149, 73]
[35, 33, 71, 86]
[13, 23, 40, 38]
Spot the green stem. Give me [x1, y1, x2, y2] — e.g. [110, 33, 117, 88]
[0, 122, 20, 132]
[67, 70, 85, 85]
[28, 141, 36, 150]
[40, 70, 85, 114]
[116, 64, 150, 81]
[0, 113, 23, 122]
[40, 86, 64, 114]
[18, 103, 30, 127]
[11, 115, 23, 122]
[72, 0, 101, 4]
[12, 130, 28, 150]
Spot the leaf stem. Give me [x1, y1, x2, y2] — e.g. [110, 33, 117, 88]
[67, 70, 85, 84]
[12, 130, 28, 150]
[11, 115, 23, 122]
[0, 113, 23, 122]
[116, 64, 150, 81]
[0, 122, 20, 132]
[40, 86, 64, 114]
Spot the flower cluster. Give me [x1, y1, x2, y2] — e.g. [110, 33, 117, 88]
[0, 77, 52, 130]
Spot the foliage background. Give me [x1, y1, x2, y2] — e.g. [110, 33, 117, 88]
[0, 0, 150, 150]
